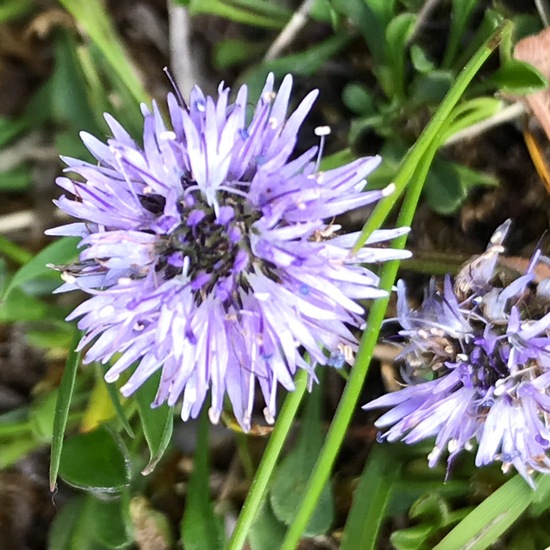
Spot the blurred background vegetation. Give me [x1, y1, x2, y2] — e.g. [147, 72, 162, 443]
[3, 1, 550, 548]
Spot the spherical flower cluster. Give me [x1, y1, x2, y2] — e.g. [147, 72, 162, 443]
[48, 73, 410, 430]
[364, 220, 550, 486]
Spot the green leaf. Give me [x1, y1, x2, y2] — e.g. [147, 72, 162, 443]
[424, 162, 465, 214]
[49, 493, 132, 550]
[390, 524, 435, 550]
[442, 97, 504, 142]
[29, 390, 58, 441]
[388, 478, 471, 516]
[423, 157, 496, 215]
[433, 475, 550, 550]
[385, 13, 416, 100]
[0, 0, 33, 23]
[411, 71, 453, 105]
[0, 235, 31, 265]
[214, 39, 267, 70]
[490, 59, 547, 94]
[331, 0, 396, 67]
[0, 288, 67, 322]
[442, 0, 479, 68]
[309, 0, 334, 23]
[342, 83, 376, 116]
[180, 410, 224, 550]
[101, 370, 135, 439]
[51, 31, 101, 136]
[50, 328, 83, 491]
[59, 425, 131, 493]
[270, 384, 334, 537]
[341, 445, 402, 550]
[25, 323, 74, 350]
[249, 500, 286, 550]
[48, 495, 90, 550]
[453, 9, 502, 72]
[187, 0, 291, 28]
[2, 236, 79, 300]
[410, 44, 435, 73]
[89, 494, 132, 549]
[134, 372, 173, 475]
[0, 437, 39, 468]
[58, 0, 149, 105]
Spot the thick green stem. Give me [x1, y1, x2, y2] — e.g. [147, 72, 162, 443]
[226, 369, 308, 550]
[352, 21, 509, 254]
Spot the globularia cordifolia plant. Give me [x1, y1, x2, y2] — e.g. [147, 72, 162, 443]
[48, 73, 409, 431]
[365, 220, 550, 486]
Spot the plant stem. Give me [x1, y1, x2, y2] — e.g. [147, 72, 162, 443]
[226, 369, 308, 550]
[280, 22, 508, 550]
[352, 20, 510, 254]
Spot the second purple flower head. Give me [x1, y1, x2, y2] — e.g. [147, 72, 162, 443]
[365, 220, 550, 486]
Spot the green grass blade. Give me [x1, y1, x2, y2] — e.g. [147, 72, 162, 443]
[58, 0, 149, 105]
[352, 20, 510, 254]
[181, 409, 224, 550]
[278, 22, 508, 549]
[0, 235, 32, 265]
[2, 237, 79, 300]
[134, 373, 173, 475]
[433, 475, 550, 550]
[226, 369, 309, 550]
[341, 445, 402, 550]
[49, 327, 82, 491]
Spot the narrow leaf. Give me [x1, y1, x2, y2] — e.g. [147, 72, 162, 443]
[49, 327, 82, 491]
[3, 237, 79, 300]
[341, 445, 402, 550]
[180, 410, 224, 550]
[58, 0, 148, 105]
[270, 381, 334, 537]
[59, 425, 131, 492]
[433, 475, 548, 550]
[134, 371, 173, 475]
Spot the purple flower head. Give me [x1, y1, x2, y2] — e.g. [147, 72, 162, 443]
[47, 73, 410, 431]
[364, 220, 550, 487]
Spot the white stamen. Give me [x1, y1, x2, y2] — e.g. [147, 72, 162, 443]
[61, 272, 77, 284]
[263, 407, 275, 425]
[447, 439, 458, 453]
[314, 126, 331, 172]
[382, 182, 396, 197]
[159, 131, 176, 141]
[208, 407, 221, 424]
[427, 446, 441, 463]
[314, 125, 331, 137]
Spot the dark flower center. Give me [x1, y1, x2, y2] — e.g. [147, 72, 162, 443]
[140, 185, 273, 304]
[467, 336, 510, 390]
